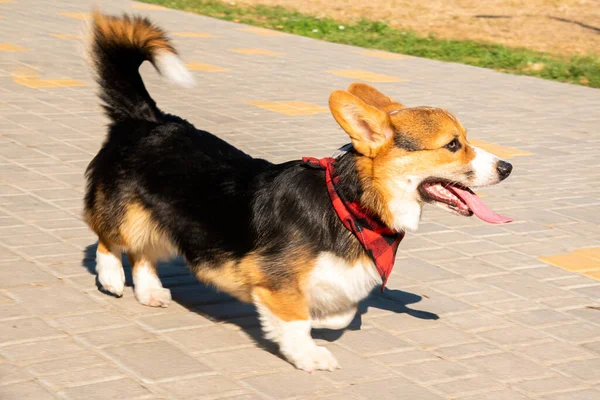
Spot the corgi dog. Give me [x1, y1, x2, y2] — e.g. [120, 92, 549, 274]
[84, 11, 513, 372]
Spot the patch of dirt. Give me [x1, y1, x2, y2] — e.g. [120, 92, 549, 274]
[230, 0, 600, 56]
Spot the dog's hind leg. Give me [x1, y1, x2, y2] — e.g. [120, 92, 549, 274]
[253, 287, 340, 372]
[96, 240, 125, 297]
[128, 253, 171, 308]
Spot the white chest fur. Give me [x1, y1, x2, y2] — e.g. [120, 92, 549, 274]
[307, 252, 381, 318]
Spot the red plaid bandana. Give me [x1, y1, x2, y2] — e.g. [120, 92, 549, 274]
[303, 156, 405, 291]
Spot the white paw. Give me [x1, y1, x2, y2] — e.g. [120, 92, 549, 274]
[136, 287, 171, 308]
[97, 253, 125, 297]
[292, 345, 340, 373]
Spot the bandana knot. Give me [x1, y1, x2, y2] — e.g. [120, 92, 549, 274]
[302, 156, 405, 291]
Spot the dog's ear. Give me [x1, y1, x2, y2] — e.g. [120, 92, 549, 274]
[348, 83, 404, 113]
[329, 90, 393, 157]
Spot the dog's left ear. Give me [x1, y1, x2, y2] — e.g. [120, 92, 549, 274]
[329, 90, 393, 157]
[348, 83, 404, 113]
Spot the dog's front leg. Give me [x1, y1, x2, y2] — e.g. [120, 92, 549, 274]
[253, 287, 340, 372]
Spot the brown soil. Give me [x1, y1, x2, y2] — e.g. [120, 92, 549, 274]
[230, 0, 600, 56]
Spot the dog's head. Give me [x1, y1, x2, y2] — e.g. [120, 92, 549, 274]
[329, 83, 513, 232]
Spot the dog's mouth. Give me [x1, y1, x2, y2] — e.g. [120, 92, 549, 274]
[418, 180, 512, 224]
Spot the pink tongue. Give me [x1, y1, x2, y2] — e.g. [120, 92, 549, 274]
[448, 186, 513, 224]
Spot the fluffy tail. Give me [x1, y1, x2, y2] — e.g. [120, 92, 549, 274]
[89, 10, 195, 122]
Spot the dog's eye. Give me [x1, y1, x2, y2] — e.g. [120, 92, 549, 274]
[444, 138, 461, 152]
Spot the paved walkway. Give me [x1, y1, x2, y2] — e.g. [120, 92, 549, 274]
[1, 1, 600, 399]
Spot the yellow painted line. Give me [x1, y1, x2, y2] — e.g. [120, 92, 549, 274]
[469, 139, 532, 159]
[12, 71, 87, 88]
[574, 247, 600, 261]
[173, 32, 214, 38]
[131, 4, 166, 10]
[239, 27, 285, 37]
[327, 70, 406, 83]
[184, 62, 228, 72]
[358, 51, 412, 60]
[248, 101, 328, 116]
[539, 248, 600, 280]
[50, 34, 83, 40]
[58, 12, 90, 20]
[229, 48, 282, 56]
[0, 43, 28, 52]
[0, 0, 15, 3]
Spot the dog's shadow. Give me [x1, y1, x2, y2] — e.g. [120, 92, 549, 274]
[83, 243, 438, 351]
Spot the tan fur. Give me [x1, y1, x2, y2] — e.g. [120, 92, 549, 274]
[91, 9, 175, 57]
[329, 84, 479, 229]
[254, 286, 309, 322]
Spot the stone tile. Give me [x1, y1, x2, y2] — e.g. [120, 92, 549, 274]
[0, 337, 84, 362]
[458, 389, 531, 400]
[445, 311, 512, 332]
[0, 260, 57, 289]
[76, 326, 158, 348]
[0, 363, 31, 386]
[333, 328, 412, 356]
[327, 69, 406, 83]
[40, 366, 125, 391]
[506, 309, 576, 327]
[344, 378, 442, 400]
[0, 317, 63, 346]
[0, 381, 55, 400]
[476, 325, 550, 346]
[401, 326, 476, 349]
[543, 389, 600, 400]
[201, 347, 292, 378]
[103, 341, 212, 383]
[243, 370, 335, 399]
[319, 345, 391, 385]
[510, 374, 586, 396]
[163, 325, 254, 353]
[552, 358, 600, 381]
[156, 374, 246, 399]
[57, 378, 151, 400]
[374, 348, 439, 366]
[544, 322, 600, 343]
[47, 311, 131, 333]
[8, 285, 101, 317]
[430, 374, 504, 397]
[433, 342, 502, 360]
[519, 341, 594, 364]
[461, 353, 548, 381]
[25, 353, 107, 376]
[247, 101, 328, 116]
[394, 358, 472, 384]
[136, 312, 214, 332]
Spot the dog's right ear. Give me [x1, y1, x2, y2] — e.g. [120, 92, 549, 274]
[348, 83, 404, 113]
[329, 90, 393, 158]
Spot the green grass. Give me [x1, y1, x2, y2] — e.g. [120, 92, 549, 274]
[142, 0, 600, 88]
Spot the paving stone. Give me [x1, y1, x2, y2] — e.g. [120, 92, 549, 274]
[400, 326, 476, 349]
[476, 325, 550, 346]
[506, 309, 576, 327]
[430, 374, 505, 397]
[40, 366, 125, 391]
[445, 311, 512, 332]
[433, 342, 502, 360]
[394, 358, 472, 384]
[544, 322, 600, 343]
[552, 358, 600, 381]
[155, 374, 247, 399]
[461, 353, 548, 381]
[57, 378, 152, 400]
[103, 340, 213, 383]
[25, 353, 107, 376]
[0, 317, 63, 346]
[136, 311, 214, 332]
[8, 284, 101, 317]
[0, 381, 56, 400]
[333, 328, 412, 356]
[0, 363, 31, 386]
[164, 325, 254, 353]
[0, 337, 84, 362]
[343, 378, 443, 400]
[200, 347, 293, 378]
[0, 260, 57, 289]
[76, 325, 158, 348]
[46, 311, 131, 333]
[521, 341, 595, 366]
[457, 389, 531, 400]
[243, 370, 336, 399]
[374, 348, 439, 366]
[510, 374, 587, 396]
[542, 389, 600, 400]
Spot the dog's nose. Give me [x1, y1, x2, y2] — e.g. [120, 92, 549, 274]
[497, 160, 513, 180]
